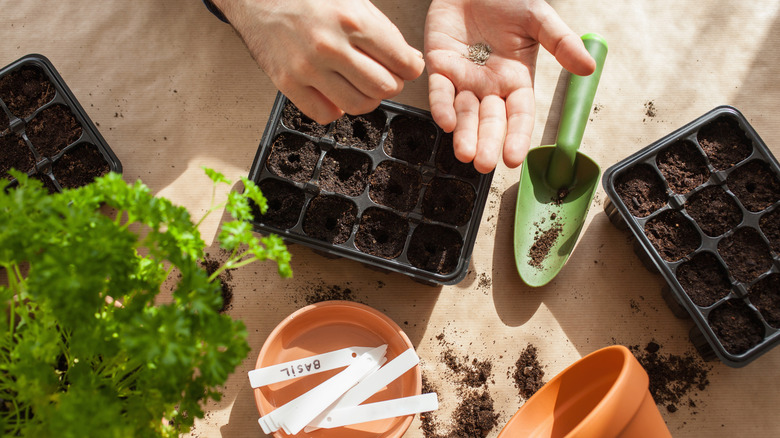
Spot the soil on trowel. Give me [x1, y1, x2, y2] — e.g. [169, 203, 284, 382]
[528, 214, 563, 269]
[615, 163, 667, 217]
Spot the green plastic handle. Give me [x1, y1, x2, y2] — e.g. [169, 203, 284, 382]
[546, 33, 608, 189]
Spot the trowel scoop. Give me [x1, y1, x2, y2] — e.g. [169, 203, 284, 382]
[513, 33, 608, 287]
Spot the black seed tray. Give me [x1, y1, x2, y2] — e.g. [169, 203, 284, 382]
[0, 54, 121, 192]
[247, 92, 493, 285]
[602, 105, 780, 367]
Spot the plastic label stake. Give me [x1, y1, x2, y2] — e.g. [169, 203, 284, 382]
[257, 345, 387, 435]
[311, 393, 439, 429]
[248, 346, 376, 388]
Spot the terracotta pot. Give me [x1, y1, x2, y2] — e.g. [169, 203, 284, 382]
[498, 345, 670, 438]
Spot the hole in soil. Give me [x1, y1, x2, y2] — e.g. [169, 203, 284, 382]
[676, 252, 731, 307]
[266, 133, 320, 183]
[644, 210, 700, 262]
[302, 194, 357, 244]
[254, 178, 305, 229]
[319, 148, 370, 196]
[615, 163, 667, 218]
[333, 109, 385, 150]
[26, 104, 82, 158]
[0, 64, 56, 119]
[0, 133, 36, 177]
[717, 227, 772, 283]
[368, 160, 422, 212]
[52, 143, 110, 189]
[759, 208, 779, 254]
[748, 274, 780, 328]
[281, 100, 328, 137]
[422, 177, 476, 226]
[408, 223, 463, 274]
[354, 207, 408, 259]
[385, 116, 437, 165]
[656, 140, 709, 195]
[708, 299, 765, 355]
[727, 160, 780, 212]
[684, 185, 741, 237]
[697, 116, 752, 170]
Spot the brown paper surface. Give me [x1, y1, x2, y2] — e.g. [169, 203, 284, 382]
[3, 1, 779, 436]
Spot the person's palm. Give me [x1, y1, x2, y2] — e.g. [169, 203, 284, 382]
[425, 0, 595, 173]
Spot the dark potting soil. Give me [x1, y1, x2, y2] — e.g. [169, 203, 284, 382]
[368, 160, 421, 212]
[512, 344, 546, 400]
[332, 109, 385, 150]
[302, 194, 357, 245]
[760, 208, 780, 253]
[26, 104, 82, 158]
[435, 132, 479, 179]
[644, 210, 700, 262]
[354, 207, 408, 259]
[35, 173, 58, 194]
[0, 108, 8, 130]
[421, 177, 476, 226]
[656, 140, 710, 195]
[255, 178, 305, 229]
[684, 185, 741, 237]
[708, 299, 765, 355]
[676, 252, 731, 307]
[717, 227, 772, 283]
[266, 133, 320, 183]
[615, 163, 667, 217]
[0, 133, 35, 177]
[318, 148, 371, 196]
[697, 116, 752, 171]
[300, 283, 357, 305]
[748, 274, 780, 328]
[281, 101, 328, 137]
[53, 143, 110, 189]
[628, 342, 711, 413]
[0, 65, 55, 119]
[407, 224, 462, 274]
[727, 160, 780, 212]
[529, 216, 563, 269]
[384, 116, 437, 165]
[200, 251, 234, 313]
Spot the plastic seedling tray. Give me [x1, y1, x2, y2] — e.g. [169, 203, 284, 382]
[0, 54, 121, 192]
[603, 105, 780, 367]
[247, 92, 493, 285]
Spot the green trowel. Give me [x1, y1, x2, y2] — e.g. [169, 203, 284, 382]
[514, 33, 608, 287]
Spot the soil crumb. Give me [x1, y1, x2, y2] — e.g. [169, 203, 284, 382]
[465, 42, 492, 66]
[628, 341, 711, 413]
[511, 344, 546, 400]
[529, 220, 563, 269]
[644, 100, 657, 119]
[299, 283, 357, 305]
[200, 251, 234, 313]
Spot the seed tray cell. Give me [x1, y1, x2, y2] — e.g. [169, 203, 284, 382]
[603, 105, 780, 367]
[0, 54, 121, 191]
[248, 92, 494, 285]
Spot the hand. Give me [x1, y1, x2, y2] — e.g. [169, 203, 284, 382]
[214, 0, 425, 124]
[424, 0, 596, 173]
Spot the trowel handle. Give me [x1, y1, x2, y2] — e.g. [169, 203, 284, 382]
[547, 33, 608, 189]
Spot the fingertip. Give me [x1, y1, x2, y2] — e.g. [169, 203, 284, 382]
[472, 156, 498, 174]
[557, 33, 596, 76]
[429, 73, 456, 132]
[503, 133, 531, 168]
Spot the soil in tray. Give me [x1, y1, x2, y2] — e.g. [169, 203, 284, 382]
[615, 163, 667, 217]
[656, 140, 709, 194]
[0, 133, 35, 177]
[302, 194, 357, 245]
[281, 101, 328, 137]
[332, 109, 385, 150]
[0, 108, 8, 131]
[407, 223, 462, 274]
[697, 116, 753, 171]
[718, 227, 773, 283]
[354, 207, 408, 259]
[727, 160, 780, 212]
[749, 273, 780, 328]
[26, 104, 82, 158]
[254, 178, 305, 229]
[368, 160, 422, 212]
[35, 173, 58, 194]
[384, 116, 437, 165]
[644, 210, 700, 262]
[708, 299, 765, 355]
[676, 252, 731, 307]
[266, 133, 320, 183]
[684, 185, 741, 237]
[422, 177, 476, 226]
[319, 148, 371, 196]
[435, 132, 479, 179]
[760, 208, 780, 254]
[53, 143, 110, 189]
[0, 65, 55, 119]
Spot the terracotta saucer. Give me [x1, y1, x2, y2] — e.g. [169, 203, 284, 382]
[254, 300, 420, 438]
